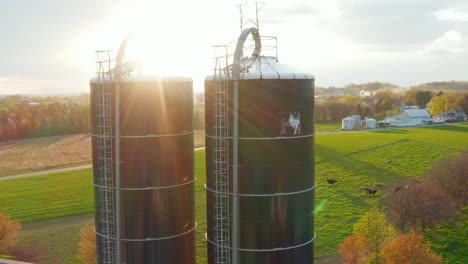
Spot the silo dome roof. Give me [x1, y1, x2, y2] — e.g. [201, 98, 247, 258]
[206, 56, 314, 80]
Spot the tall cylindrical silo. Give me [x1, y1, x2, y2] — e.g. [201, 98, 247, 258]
[205, 29, 315, 264]
[90, 73, 196, 263]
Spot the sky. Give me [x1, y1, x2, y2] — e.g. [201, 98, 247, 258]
[0, 0, 467, 94]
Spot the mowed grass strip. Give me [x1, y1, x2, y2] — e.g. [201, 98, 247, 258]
[0, 168, 94, 222]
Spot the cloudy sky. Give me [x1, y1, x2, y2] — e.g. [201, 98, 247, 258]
[0, 0, 467, 94]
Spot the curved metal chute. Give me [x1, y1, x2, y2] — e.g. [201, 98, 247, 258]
[114, 35, 131, 81]
[232, 27, 262, 80]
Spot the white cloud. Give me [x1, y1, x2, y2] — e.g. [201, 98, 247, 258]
[435, 5, 468, 21]
[425, 30, 466, 53]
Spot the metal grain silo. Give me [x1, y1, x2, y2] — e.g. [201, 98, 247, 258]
[90, 38, 196, 264]
[205, 28, 315, 264]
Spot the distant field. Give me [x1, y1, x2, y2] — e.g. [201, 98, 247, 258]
[0, 132, 206, 177]
[315, 122, 342, 133]
[0, 134, 91, 177]
[1, 124, 467, 263]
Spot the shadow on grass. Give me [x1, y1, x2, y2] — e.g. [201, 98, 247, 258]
[373, 128, 409, 134]
[316, 143, 409, 185]
[425, 124, 468, 133]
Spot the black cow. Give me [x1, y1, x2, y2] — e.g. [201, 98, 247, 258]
[326, 179, 338, 184]
[365, 188, 378, 196]
[394, 186, 402, 193]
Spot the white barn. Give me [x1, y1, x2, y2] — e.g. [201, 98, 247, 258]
[382, 109, 432, 127]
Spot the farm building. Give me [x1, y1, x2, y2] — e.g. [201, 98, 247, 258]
[381, 107, 432, 127]
[433, 109, 466, 123]
[342, 115, 377, 130]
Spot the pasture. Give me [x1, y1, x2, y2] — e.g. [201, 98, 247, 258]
[0, 124, 467, 263]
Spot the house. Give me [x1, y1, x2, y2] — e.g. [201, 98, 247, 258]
[380, 107, 432, 127]
[433, 109, 466, 123]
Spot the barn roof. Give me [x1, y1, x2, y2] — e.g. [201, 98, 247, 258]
[403, 109, 431, 118]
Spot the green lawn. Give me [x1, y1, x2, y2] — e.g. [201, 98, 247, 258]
[424, 207, 468, 264]
[315, 122, 342, 133]
[1, 124, 467, 263]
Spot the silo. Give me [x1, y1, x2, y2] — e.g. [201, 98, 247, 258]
[205, 28, 315, 263]
[90, 44, 196, 263]
[366, 118, 377, 129]
[342, 116, 354, 130]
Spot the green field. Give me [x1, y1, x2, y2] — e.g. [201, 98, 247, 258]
[1, 124, 467, 263]
[315, 122, 342, 133]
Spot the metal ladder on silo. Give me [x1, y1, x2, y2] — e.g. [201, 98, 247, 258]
[95, 51, 117, 264]
[212, 56, 231, 264]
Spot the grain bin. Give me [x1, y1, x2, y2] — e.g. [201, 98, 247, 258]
[342, 116, 354, 130]
[365, 117, 377, 129]
[90, 40, 196, 263]
[205, 28, 315, 264]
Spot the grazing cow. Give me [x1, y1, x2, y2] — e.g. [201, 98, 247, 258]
[365, 188, 378, 196]
[326, 179, 338, 184]
[386, 159, 393, 164]
[394, 185, 402, 193]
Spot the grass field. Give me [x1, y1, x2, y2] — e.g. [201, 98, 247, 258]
[315, 122, 342, 133]
[1, 124, 467, 263]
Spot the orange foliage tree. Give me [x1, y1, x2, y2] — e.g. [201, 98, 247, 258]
[338, 235, 367, 264]
[383, 232, 441, 264]
[0, 214, 22, 254]
[77, 224, 97, 264]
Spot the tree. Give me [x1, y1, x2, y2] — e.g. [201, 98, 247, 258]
[409, 180, 454, 231]
[353, 208, 396, 264]
[404, 90, 432, 108]
[455, 93, 468, 113]
[77, 224, 97, 264]
[426, 95, 460, 116]
[388, 187, 413, 232]
[338, 235, 367, 264]
[383, 232, 442, 264]
[414, 91, 432, 109]
[0, 214, 22, 254]
[428, 153, 468, 209]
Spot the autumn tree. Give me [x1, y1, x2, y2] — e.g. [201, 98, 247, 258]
[387, 186, 413, 232]
[383, 232, 442, 264]
[404, 90, 432, 109]
[455, 92, 468, 113]
[77, 224, 97, 264]
[426, 95, 460, 115]
[353, 208, 396, 264]
[428, 153, 468, 209]
[409, 180, 455, 231]
[0, 214, 22, 254]
[338, 235, 367, 264]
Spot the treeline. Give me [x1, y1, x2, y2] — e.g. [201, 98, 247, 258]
[0, 95, 89, 141]
[315, 90, 402, 122]
[315, 89, 468, 122]
[412, 81, 468, 91]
